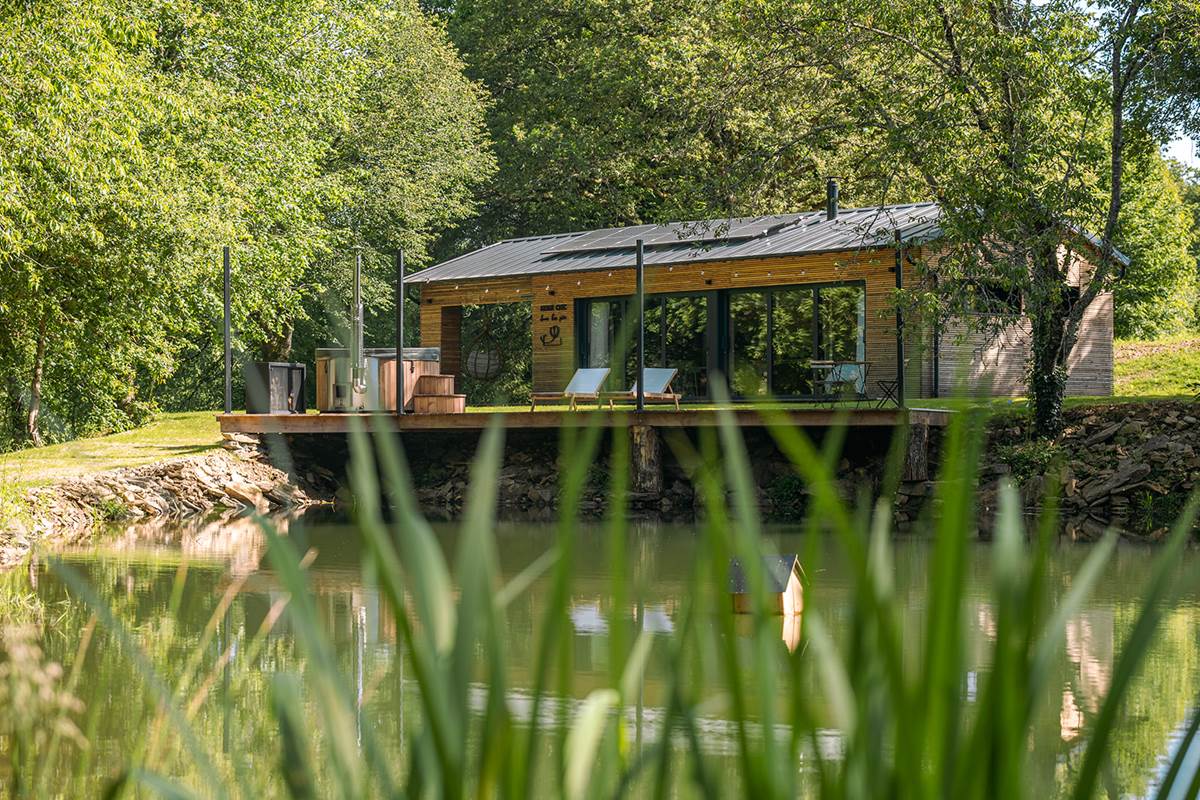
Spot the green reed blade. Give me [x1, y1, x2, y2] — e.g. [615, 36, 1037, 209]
[496, 547, 558, 608]
[452, 418, 509, 798]
[515, 419, 603, 799]
[1154, 702, 1200, 800]
[261, 523, 368, 799]
[49, 558, 228, 800]
[270, 673, 320, 800]
[565, 687, 619, 800]
[347, 419, 461, 793]
[102, 768, 200, 800]
[366, 418, 457, 655]
[1073, 493, 1200, 800]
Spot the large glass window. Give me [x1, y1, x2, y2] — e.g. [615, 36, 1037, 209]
[818, 285, 865, 362]
[662, 295, 709, 397]
[771, 288, 816, 396]
[728, 282, 864, 398]
[578, 282, 863, 400]
[584, 293, 710, 398]
[729, 291, 769, 397]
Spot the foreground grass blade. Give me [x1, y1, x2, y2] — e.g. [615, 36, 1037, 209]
[49, 559, 228, 800]
[1073, 493, 1200, 800]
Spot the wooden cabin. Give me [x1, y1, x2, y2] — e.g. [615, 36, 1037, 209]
[406, 197, 1119, 402]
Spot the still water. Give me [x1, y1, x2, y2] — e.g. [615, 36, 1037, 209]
[9, 512, 1200, 797]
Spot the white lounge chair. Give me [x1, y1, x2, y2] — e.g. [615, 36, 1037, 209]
[529, 367, 611, 410]
[603, 367, 682, 410]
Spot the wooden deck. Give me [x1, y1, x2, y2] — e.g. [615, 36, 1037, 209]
[217, 406, 952, 435]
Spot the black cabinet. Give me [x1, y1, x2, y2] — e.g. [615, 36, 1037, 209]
[244, 362, 307, 414]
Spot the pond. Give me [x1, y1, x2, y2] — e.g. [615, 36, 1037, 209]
[8, 512, 1200, 797]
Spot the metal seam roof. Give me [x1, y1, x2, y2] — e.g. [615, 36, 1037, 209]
[408, 203, 1127, 284]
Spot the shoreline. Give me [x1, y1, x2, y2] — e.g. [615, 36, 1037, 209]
[4, 401, 1196, 564]
[0, 438, 336, 568]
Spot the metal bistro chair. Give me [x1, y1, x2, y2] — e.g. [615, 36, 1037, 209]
[876, 359, 911, 408]
[813, 361, 869, 407]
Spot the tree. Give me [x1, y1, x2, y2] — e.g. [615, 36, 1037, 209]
[735, 0, 1200, 435]
[440, 0, 922, 246]
[0, 0, 493, 445]
[0, 0, 184, 446]
[1113, 150, 1199, 338]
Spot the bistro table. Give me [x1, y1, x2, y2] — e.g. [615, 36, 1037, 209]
[809, 360, 869, 405]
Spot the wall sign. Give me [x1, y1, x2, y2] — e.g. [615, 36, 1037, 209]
[538, 303, 568, 347]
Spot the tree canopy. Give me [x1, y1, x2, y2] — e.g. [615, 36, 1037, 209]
[0, 0, 493, 447]
[2, 0, 1198, 446]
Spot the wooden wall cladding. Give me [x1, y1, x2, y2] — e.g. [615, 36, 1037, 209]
[417, 248, 930, 395]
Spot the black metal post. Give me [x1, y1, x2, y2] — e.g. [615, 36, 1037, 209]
[635, 239, 646, 411]
[352, 247, 364, 393]
[894, 230, 905, 407]
[223, 246, 232, 414]
[395, 249, 405, 415]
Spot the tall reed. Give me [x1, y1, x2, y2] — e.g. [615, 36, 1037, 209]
[23, 406, 1200, 798]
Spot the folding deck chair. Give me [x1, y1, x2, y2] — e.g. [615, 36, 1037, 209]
[529, 368, 611, 410]
[603, 367, 682, 410]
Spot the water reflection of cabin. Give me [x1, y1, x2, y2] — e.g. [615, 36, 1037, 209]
[407, 197, 1116, 401]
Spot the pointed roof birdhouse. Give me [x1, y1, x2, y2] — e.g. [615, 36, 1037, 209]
[728, 554, 805, 616]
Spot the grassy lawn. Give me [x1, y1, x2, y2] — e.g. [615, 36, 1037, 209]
[1115, 334, 1200, 397]
[0, 411, 222, 488]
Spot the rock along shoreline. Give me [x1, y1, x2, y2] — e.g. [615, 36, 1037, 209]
[0, 434, 336, 568]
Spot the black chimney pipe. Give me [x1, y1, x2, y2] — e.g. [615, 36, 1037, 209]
[826, 177, 839, 221]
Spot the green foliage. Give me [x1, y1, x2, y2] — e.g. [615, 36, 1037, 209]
[91, 497, 130, 524]
[766, 473, 808, 519]
[0, 0, 494, 446]
[716, 0, 1200, 435]
[1129, 489, 1189, 534]
[439, 0, 922, 247]
[992, 440, 1064, 484]
[1114, 150, 1200, 337]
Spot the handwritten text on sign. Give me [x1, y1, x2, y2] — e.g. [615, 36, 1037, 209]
[539, 303, 568, 347]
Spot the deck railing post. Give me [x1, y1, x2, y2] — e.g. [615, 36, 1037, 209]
[223, 246, 232, 415]
[395, 249, 405, 415]
[635, 239, 645, 412]
[894, 229, 905, 407]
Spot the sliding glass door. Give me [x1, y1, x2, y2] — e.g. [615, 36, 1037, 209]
[577, 281, 864, 400]
[729, 291, 769, 397]
[580, 293, 712, 398]
[726, 282, 865, 398]
[771, 288, 817, 396]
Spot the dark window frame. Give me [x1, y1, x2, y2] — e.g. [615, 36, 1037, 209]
[726, 279, 867, 400]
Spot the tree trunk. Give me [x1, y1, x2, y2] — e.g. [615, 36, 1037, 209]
[0, 322, 26, 442]
[1027, 249, 1070, 438]
[26, 313, 47, 447]
[261, 321, 293, 362]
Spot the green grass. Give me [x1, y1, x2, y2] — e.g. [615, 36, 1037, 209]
[1115, 334, 1200, 397]
[0, 411, 222, 488]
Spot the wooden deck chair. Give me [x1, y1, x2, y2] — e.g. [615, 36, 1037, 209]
[529, 368, 610, 410]
[603, 367, 682, 410]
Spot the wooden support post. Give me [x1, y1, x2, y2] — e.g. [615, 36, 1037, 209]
[903, 421, 929, 482]
[894, 229, 905, 407]
[630, 424, 662, 494]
